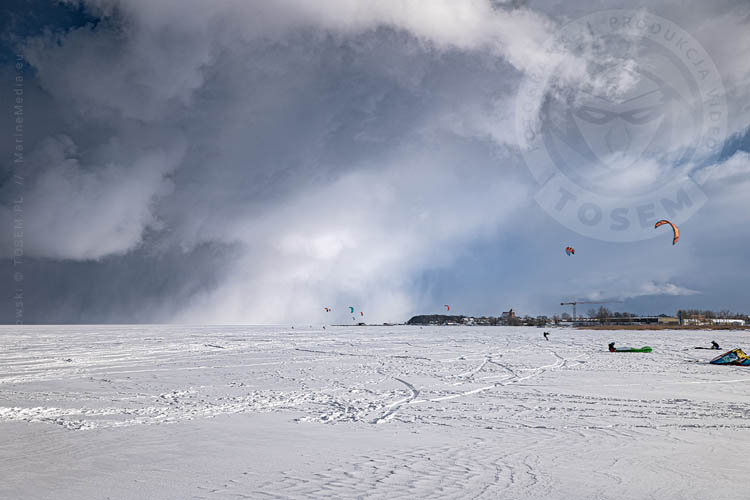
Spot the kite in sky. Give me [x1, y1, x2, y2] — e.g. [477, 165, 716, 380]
[655, 220, 679, 245]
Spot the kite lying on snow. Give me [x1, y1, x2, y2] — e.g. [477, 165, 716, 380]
[710, 348, 750, 366]
[608, 342, 652, 353]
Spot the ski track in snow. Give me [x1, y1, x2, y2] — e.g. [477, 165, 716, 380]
[3, 325, 750, 499]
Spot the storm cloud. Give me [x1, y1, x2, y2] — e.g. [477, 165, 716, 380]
[2, 0, 749, 323]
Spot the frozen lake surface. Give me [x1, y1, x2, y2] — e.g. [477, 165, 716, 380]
[2, 325, 750, 499]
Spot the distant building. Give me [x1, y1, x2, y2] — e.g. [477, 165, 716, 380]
[711, 318, 745, 326]
[658, 317, 680, 325]
[683, 318, 706, 326]
[500, 308, 517, 326]
[680, 316, 746, 326]
[584, 316, 676, 326]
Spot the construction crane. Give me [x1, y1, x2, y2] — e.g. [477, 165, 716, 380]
[560, 300, 623, 321]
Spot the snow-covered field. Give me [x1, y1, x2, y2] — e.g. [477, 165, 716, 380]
[2, 325, 750, 499]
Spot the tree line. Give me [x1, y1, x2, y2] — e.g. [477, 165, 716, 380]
[581, 307, 748, 321]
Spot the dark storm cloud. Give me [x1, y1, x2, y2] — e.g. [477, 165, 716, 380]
[1, 0, 749, 323]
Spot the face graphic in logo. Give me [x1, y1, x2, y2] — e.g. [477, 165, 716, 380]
[541, 61, 696, 196]
[573, 67, 670, 169]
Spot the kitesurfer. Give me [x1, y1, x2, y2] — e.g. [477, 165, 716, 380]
[608, 342, 616, 352]
[543, 331, 550, 341]
[712, 341, 720, 350]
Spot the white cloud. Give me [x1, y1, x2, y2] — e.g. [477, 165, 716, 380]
[586, 280, 700, 302]
[694, 151, 750, 186]
[1, 135, 185, 260]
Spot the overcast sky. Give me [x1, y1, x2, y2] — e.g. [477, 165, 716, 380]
[1, 0, 749, 324]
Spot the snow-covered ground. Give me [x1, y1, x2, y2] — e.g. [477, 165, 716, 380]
[2, 325, 750, 499]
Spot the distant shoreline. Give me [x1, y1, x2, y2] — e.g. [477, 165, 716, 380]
[579, 324, 750, 331]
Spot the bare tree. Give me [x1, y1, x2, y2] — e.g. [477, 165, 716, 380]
[596, 306, 611, 322]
